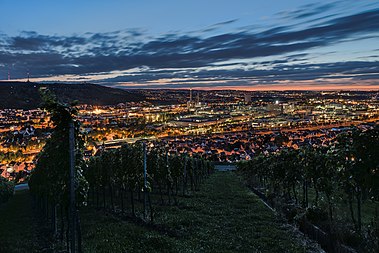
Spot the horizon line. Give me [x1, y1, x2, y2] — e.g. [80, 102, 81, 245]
[1, 80, 379, 92]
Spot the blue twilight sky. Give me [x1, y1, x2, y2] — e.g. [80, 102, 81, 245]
[0, 0, 378, 90]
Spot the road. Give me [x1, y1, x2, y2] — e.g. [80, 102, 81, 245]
[14, 183, 29, 191]
[214, 164, 237, 171]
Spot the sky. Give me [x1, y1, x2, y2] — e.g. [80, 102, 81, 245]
[0, 0, 378, 90]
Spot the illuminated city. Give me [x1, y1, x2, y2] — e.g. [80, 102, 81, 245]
[0, 0, 378, 253]
[1, 89, 378, 178]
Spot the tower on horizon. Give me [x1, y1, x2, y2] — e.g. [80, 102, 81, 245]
[187, 88, 197, 110]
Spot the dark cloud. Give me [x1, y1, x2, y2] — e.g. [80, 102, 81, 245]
[212, 19, 239, 27]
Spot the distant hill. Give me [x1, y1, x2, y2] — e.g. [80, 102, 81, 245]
[0, 82, 145, 109]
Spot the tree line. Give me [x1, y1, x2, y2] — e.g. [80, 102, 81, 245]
[0, 176, 14, 204]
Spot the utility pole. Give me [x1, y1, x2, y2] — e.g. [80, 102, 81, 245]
[183, 155, 187, 196]
[143, 142, 147, 220]
[166, 149, 170, 204]
[69, 122, 76, 253]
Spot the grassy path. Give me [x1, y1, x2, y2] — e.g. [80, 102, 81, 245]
[81, 172, 322, 253]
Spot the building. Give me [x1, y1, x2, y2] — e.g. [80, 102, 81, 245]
[244, 93, 251, 103]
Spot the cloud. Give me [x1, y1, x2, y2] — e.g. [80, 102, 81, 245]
[0, 4, 378, 88]
[279, 2, 339, 20]
[97, 60, 379, 89]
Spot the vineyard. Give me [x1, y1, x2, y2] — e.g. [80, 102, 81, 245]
[79, 171, 322, 252]
[237, 126, 379, 252]
[85, 143, 212, 214]
[29, 142, 213, 251]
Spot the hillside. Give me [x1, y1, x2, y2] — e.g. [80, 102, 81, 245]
[0, 172, 322, 252]
[0, 82, 145, 109]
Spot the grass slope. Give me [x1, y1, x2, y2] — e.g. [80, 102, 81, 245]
[81, 172, 321, 253]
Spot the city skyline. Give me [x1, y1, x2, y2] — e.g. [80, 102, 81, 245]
[0, 0, 378, 90]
